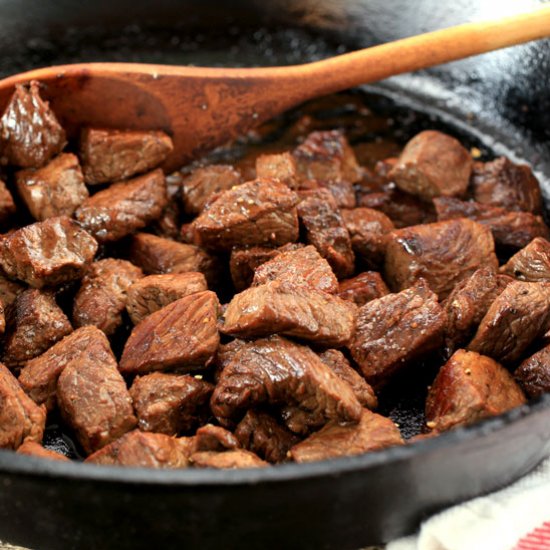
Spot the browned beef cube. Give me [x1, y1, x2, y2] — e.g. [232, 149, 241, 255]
[80, 128, 173, 185]
[471, 157, 542, 214]
[129, 372, 213, 435]
[19, 326, 113, 411]
[229, 246, 280, 291]
[86, 430, 190, 468]
[290, 409, 403, 463]
[297, 189, 355, 278]
[57, 345, 136, 454]
[425, 350, 526, 432]
[16, 440, 70, 461]
[191, 179, 299, 250]
[255, 152, 298, 189]
[0, 180, 16, 223]
[15, 153, 88, 220]
[0, 273, 24, 312]
[342, 207, 395, 269]
[0, 216, 97, 288]
[126, 272, 207, 325]
[468, 281, 550, 364]
[182, 164, 242, 215]
[318, 349, 377, 409]
[75, 169, 167, 242]
[190, 449, 267, 469]
[389, 130, 472, 200]
[72, 259, 143, 335]
[434, 197, 550, 249]
[318, 180, 357, 209]
[3, 289, 72, 368]
[349, 280, 446, 387]
[221, 280, 357, 347]
[385, 218, 498, 298]
[211, 335, 362, 434]
[337, 272, 390, 307]
[0, 82, 66, 168]
[0, 363, 46, 449]
[252, 245, 338, 293]
[515, 345, 550, 399]
[194, 424, 239, 452]
[500, 237, 550, 282]
[120, 291, 220, 375]
[235, 410, 299, 463]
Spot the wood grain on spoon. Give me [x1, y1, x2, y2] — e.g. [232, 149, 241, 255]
[0, 7, 549, 171]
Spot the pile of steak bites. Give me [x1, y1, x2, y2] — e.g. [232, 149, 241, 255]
[0, 81, 547, 469]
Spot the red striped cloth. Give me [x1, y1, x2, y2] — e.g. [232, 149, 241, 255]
[514, 521, 550, 550]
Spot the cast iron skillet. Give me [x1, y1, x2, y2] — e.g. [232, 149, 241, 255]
[0, 1, 550, 548]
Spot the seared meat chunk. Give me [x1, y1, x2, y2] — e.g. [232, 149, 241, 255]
[57, 345, 136, 454]
[17, 440, 69, 461]
[434, 197, 550, 249]
[191, 179, 299, 250]
[337, 272, 389, 307]
[194, 424, 239, 452]
[256, 152, 298, 189]
[426, 349, 526, 432]
[73, 259, 143, 335]
[319, 349, 377, 409]
[0, 82, 66, 168]
[468, 281, 550, 364]
[130, 372, 213, 435]
[500, 238, 550, 282]
[341, 207, 394, 269]
[229, 246, 279, 291]
[126, 272, 207, 325]
[235, 410, 299, 463]
[0, 363, 46, 449]
[19, 326, 113, 411]
[252, 245, 338, 293]
[290, 409, 403, 463]
[0, 216, 97, 288]
[515, 345, 550, 399]
[182, 164, 242, 215]
[16, 153, 88, 220]
[211, 335, 362, 434]
[4, 290, 72, 368]
[350, 280, 446, 387]
[75, 169, 167, 242]
[120, 291, 220, 374]
[471, 157, 542, 214]
[0, 273, 24, 313]
[297, 189, 355, 278]
[221, 280, 357, 347]
[190, 449, 267, 469]
[389, 130, 472, 200]
[80, 128, 173, 185]
[385, 218, 498, 298]
[86, 430, 190, 468]
[0, 180, 16, 223]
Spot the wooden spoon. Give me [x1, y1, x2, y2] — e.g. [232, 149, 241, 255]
[1, 7, 549, 171]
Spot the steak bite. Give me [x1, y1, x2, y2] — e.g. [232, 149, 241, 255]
[15, 153, 88, 221]
[17, 440, 70, 461]
[191, 179, 300, 250]
[0, 180, 16, 223]
[290, 409, 404, 463]
[19, 326, 114, 411]
[255, 152, 298, 189]
[75, 169, 168, 242]
[129, 372, 213, 435]
[194, 424, 239, 452]
[252, 245, 338, 293]
[515, 345, 550, 399]
[190, 449, 268, 469]
[80, 128, 173, 185]
[297, 189, 355, 278]
[384, 218, 498, 298]
[468, 281, 550, 364]
[388, 130, 472, 200]
[126, 272, 208, 325]
[210, 335, 362, 434]
[425, 349, 526, 432]
[72, 259, 143, 336]
[471, 157, 542, 214]
[182, 164, 242, 215]
[120, 291, 220, 374]
[229, 246, 280, 291]
[221, 280, 357, 347]
[0, 216, 97, 288]
[0, 363, 46, 449]
[0, 81, 66, 168]
[337, 272, 389, 307]
[4, 290, 72, 368]
[349, 280, 446, 387]
[500, 237, 550, 282]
